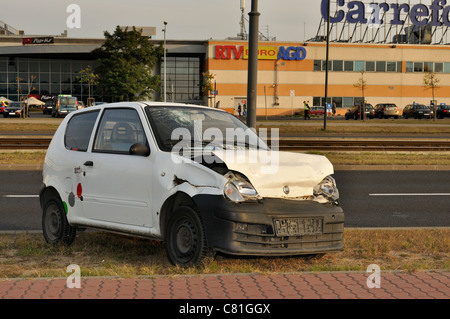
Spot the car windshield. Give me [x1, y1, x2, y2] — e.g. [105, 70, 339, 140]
[146, 106, 269, 152]
[60, 97, 77, 107]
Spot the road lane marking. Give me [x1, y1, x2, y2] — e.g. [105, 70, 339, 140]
[370, 193, 450, 196]
[3, 195, 39, 198]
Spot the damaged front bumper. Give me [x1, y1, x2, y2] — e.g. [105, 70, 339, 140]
[192, 195, 344, 256]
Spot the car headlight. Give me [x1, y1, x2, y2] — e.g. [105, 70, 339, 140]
[313, 175, 339, 205]
[223, 172, 259, 202]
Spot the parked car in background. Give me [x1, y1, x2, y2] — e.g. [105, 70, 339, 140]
[345, 104, 374, 120]
[402, 104, 433, 119]
[374, 103, 399, 119]
[437, 104, 450, 119]
[3, 102, 24, 118]
[309, 106, 324, 115]
[43, 100, 55, 115]
[52, 95, 78, 117]
[40, 102, 344, 266]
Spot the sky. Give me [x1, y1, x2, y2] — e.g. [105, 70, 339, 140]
[2, 0, 323, 42]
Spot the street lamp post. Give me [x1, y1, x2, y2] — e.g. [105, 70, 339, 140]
[324, 0, 331, 131]
[163, 21, 168, 103]
[246, 0, 260, 129]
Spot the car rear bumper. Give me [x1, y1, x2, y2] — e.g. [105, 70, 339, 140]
[192, 195, 344, 256]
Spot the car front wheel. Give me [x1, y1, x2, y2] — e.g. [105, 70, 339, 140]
[42, 197, 76, 246]
[165, 206, 208, 267]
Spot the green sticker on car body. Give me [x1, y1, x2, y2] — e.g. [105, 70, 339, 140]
[62, 201, 68, 215]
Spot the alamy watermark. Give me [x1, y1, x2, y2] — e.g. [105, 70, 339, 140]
[366, 264, 381, 289]
[66, 4, 81, 29]
[66, 264, 81, 289]
[170, 121, 280, 175]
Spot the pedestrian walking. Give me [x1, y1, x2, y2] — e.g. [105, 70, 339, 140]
[237, 103, 242, 117]
[304, 101, 310, 120]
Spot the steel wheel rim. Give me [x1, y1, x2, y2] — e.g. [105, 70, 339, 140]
[45, 203, 62, 242]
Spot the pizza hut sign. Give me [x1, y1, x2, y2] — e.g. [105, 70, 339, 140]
[22, 37, 54, 45]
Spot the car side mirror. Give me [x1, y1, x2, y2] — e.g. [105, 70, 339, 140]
[129, 143, 150, 157]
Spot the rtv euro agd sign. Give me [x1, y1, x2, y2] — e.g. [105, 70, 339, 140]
[321, 0, 450, 27]
[215, 45, 307, 61]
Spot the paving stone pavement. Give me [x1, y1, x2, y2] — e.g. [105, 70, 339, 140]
[0, 271, 448, 300]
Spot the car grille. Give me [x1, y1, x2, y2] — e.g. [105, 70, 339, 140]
[233, 221, 343, 250]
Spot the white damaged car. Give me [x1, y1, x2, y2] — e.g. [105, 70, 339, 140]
[40, 102, 344, 266]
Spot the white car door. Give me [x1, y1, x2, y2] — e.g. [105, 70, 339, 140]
[79, 107, 154, 228]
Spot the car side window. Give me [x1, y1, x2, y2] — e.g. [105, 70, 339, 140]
[93, 108, 148, 154]
[64, 111, 100, 152]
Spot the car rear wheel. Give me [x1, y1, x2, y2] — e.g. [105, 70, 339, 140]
[165, 206, 208, 267]
[42, 197, 76, 246]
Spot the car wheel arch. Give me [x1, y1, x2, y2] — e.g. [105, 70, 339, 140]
[159, 191, 199, 239]
[39, 185, 62, 209]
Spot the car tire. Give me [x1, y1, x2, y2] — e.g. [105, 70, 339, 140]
[165, 206, 208, 267]
[42, 197, 77, 246]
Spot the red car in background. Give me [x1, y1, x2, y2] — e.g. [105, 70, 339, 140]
[309, 106, 325, 115]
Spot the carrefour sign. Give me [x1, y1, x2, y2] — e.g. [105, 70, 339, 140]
[321, 0, 450, 27]
[215, 45, 307, 61]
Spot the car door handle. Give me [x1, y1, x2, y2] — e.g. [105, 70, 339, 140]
[83, 161, 94, 167]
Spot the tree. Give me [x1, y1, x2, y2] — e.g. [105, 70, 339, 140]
[423, 69, 440, 121]
[93, 26, 163, 101]
[201, 72, 215, 107]
[16, 74, 36, 118]
[78, 65, 99, 104]
[354, 71, 367, 120]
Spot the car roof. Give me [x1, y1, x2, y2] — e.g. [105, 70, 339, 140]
[72, 101, 228, 116]
[87, 101, 223, 111]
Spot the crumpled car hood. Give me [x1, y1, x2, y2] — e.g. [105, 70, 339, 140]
[213, 149, 334, 198]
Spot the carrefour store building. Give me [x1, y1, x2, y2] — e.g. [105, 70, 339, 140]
[207, 40, 450, 116]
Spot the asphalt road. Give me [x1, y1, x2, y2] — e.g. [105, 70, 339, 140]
[0, 170, 449, 231]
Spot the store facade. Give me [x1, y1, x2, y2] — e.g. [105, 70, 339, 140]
[1, 30, 449, 116]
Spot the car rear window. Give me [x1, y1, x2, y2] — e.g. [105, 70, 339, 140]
[65, 111, 100, 152]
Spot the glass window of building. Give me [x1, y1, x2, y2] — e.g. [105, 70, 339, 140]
[313, 97, 321, 106]
[424, 62, 433, 72]
[343, 97, 354, 108]
[0, 57, 6, 72]
[333, 60, 343, 71]
[386, 61, 396, 72]
[322, 60, 332, 71]
[376, 61, 386, 72]
[414, 62, 423, 72]
[435, 63, 444, 73]
[332, 97, 342, 108]
[314, 60, 321, 71]
[406, 62, 413, 72]
[366, 61, 375, 72]
[344, 61, 354, 72]
[444, 63, 450, 73]
[354, 61, 365, 72]
[160, 56, 201, 103]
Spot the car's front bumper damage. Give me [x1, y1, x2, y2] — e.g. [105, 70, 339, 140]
[193, 195, 344, 256]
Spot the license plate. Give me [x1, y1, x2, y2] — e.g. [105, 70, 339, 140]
[274, 218, 323, 236]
